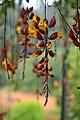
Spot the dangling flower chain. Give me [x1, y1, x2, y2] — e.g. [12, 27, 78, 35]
[31, 15, 62, 106]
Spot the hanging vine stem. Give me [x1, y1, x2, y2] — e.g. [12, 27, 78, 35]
[4, 1, 10, 79]
[22, 8, 29, 80]
[15, 1, 21, 73]
[54, 4, 57, 59]
[54, 0, 78, 37]
[44, 35, 49, 106]
[44, 0, 47, 20]
[36, 64, 39, 102]
[35, 58, 39, 103]
[35, 41, 39, 103]
[44, 0, 49, 106]
[22, 34, 27, 80]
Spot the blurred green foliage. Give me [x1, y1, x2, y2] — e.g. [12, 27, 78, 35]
[5, 101, 44, 120]
[67, 46, 80, 120]
[72, 89, 80, 120]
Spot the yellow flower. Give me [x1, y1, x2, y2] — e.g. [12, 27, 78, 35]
[56, 32, 62, 40]
[50, 32, 62, 40]
[16, 26, 21, 34]
[33, 16, 48, 34]
[21, 37, 25, 42]
[28, 32, 37, 38]
[2, 58, 16, 74]
[28, 16, 48, 39]
[33, 15, 40, 23]
[36, 44, 41, 48]
[28, 21, 39, 38]
[38, 20, 47, 34]
[47, 42, 52, 49]
[2, 58, 8, 70]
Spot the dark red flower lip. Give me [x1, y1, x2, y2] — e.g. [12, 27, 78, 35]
[49, 16, 56, 28]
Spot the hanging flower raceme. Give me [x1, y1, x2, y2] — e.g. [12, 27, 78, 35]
[0, 45, 18, 76]
[69, 12, 80, 48]
[31, 15, 62, 106]
[2, 58, 16, 74]
[16, 1, 35, 80]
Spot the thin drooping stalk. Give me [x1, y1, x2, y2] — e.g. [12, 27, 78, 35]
[44, 35, 49, 106]
[35, 42, 39, 102]
[22, 7, 29, 80]
[15, 1, 21, 71]
[44, 0, 49, 106]
[22, 35, 27, 80]
[36, 60, 39, 103]
[77, 0, 78, 15]
[44, 0, 47, 20]
[53, 4, 57, 59]
[54, 0, 77, 37]
[4, 1, 10, 79]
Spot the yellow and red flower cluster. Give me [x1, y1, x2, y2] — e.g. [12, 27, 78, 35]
[0, 45, 18, 75]
[16, 5, 35, 80]
[31, 15, 62, 106]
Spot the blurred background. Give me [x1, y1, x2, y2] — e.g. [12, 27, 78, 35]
[0, 0, 80, 120]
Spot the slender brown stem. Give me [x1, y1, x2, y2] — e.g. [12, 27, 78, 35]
[36, 61, 39, 103]
[4, 1, 10, 79]
[22, 35, 27, 80]
[45, 0, 47, 20]
[54, 0, 77, 37]
[44, 34, 49, 106]
[43, 0, 49, 107]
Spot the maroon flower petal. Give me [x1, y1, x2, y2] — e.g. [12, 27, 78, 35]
[38, 58, 44, 64]
[49, 74, 55, 78]
[29, 13, 34, 19]
[69, 30, 77, 41]
[73, 40, 79, 47]
[73, 24, 78, 34]
[28, 7, 33, 13]
[20, 48, 26, 54]
[37, 64, 44, 70]
[28, 52, 33, 55]
[49, 50, 55, 58]
[36, 41, 44, 48]
[20, 7, 26, 19]
[49, 16, 56, 28]
[50, 32, 58, 40]
[49, 67, 53, 72]
[32, 69, 36, 73]
[36, 32, 43, 40]
[28, 43, 34, 48]
[33, 62, 37, 68]
[40, 71, 45, 76]
[33, 50, 42, 57]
